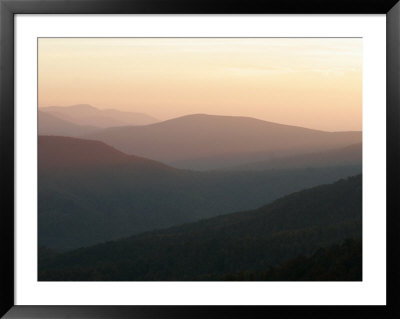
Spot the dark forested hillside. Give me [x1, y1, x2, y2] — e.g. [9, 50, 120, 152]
[38, 136, 361, 250]
[39, 175, 362, 281]
[221, 238, 362, 281]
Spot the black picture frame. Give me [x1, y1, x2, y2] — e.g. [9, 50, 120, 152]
[1, 0, 399, 318]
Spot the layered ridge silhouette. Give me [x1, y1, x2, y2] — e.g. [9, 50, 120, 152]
[38, 136, 361, 250]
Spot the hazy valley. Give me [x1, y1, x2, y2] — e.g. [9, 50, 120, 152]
[39, 136, 361, 250]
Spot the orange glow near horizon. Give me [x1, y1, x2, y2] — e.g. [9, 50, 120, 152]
[38, 38, 362, 131]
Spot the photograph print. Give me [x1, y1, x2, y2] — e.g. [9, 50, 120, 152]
[37, 38, 362, 281]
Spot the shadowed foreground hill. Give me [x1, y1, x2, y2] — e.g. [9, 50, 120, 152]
[82, 114, 362, 169]
[38, 136, 361, 250]
[39, 175, 362, 281]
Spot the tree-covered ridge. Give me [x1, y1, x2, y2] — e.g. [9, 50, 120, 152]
[221, 238, 361, 281]
[39, 175, 362, 281]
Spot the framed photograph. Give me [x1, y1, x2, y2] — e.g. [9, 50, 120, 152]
[1, 0, 399, 318]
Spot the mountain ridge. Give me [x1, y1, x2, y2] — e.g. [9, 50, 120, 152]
[39, 135, 173, 171]
[81, 113, 362, 169]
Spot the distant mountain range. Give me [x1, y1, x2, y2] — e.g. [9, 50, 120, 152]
[40, 104, 158, 128]
[38, 136, 361, 250]
[39, 175, 362, 281]
[81, 114, 362, 170]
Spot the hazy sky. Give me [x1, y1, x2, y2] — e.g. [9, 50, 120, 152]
[38, 38, 362, 131]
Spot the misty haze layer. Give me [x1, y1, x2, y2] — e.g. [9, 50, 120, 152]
[38, 38, 362, 131]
